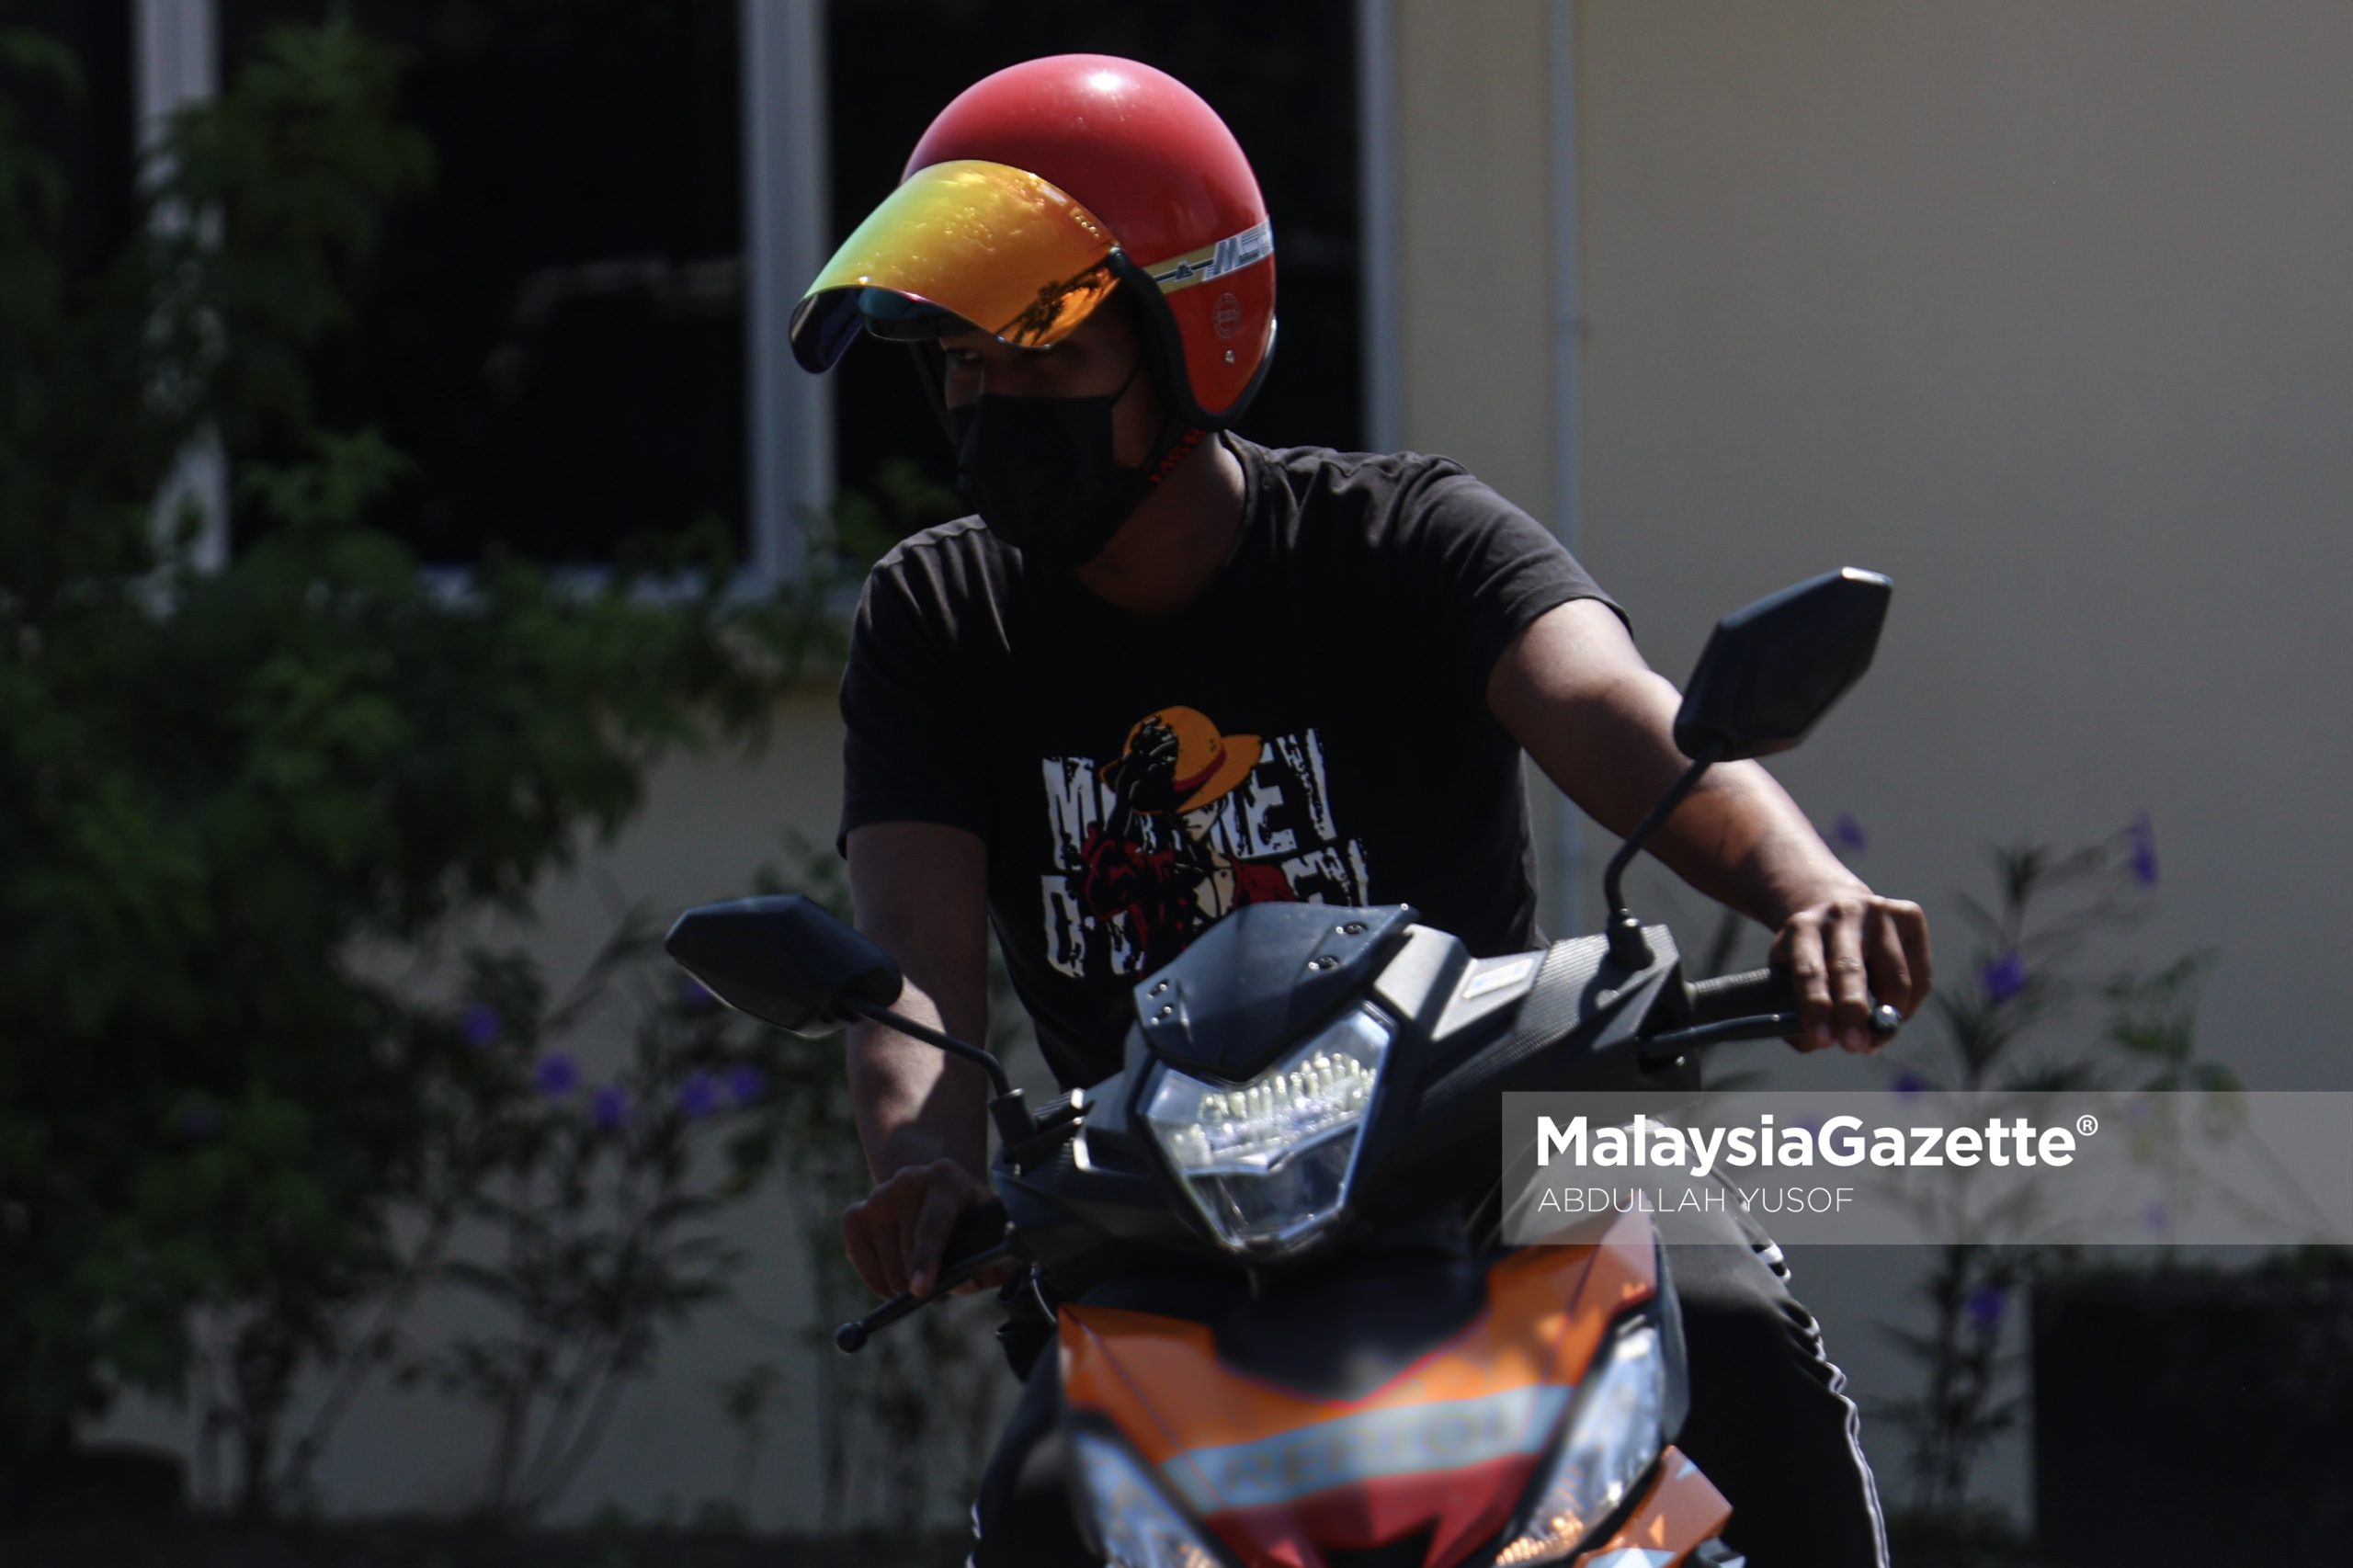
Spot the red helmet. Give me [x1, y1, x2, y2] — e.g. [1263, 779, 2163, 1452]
[790, 54, 1277, 430]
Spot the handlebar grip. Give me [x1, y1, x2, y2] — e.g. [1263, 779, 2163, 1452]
[1688, 968, 1799, 1026]
[835, 1195, 1017, 1356]
[941, 1196, 1011, 1274]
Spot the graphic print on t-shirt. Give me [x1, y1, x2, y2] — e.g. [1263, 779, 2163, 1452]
[1039, 705, 1372, 980]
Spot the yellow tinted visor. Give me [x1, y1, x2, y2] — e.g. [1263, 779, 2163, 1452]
[790, 160, 1121, 372]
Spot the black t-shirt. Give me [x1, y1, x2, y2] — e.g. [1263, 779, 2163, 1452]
[837, 435, 1624, 1089]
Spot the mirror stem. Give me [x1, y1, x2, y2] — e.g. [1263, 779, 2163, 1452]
[840, 994, 1013, 1096]
[838, 994, 1039, 1146]
[1602, 738, 1727, 969]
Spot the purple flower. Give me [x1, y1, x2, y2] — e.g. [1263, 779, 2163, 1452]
[1829, 812, 1869, 855]
[1890, 1069, 1931, 1101]
[725, 1063, 767, 1107]
[177, 1106, 222, 1141]
[460, 1002, 502, 1049]
[2143, 1201, 2171, 1236]
[1980, 952, 2029, 1005]
[533, 1052, 579, 1096]
[676, 1072, 719, 1120]
[2127, 812, 2159, 887]
[1964, 1283, 2009, 1330]
[592, 1085, 631, 1130]
[678, 974, 719, 1014]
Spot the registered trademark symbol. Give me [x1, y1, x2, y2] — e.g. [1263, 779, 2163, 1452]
[2076, 1114, 2098, 1136]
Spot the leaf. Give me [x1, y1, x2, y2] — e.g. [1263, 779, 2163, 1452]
[0, 27, 85, 94]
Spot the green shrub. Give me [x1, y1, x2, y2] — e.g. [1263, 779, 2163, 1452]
[0, 17, 838, 1514]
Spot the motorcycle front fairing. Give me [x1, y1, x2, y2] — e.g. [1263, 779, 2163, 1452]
[994, 903, 1699, 1287]
[983, 904, 1730, 1567]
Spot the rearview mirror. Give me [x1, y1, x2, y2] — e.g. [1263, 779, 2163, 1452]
[1673, 568, 1892, 761]
[664, 895, 904, 1038]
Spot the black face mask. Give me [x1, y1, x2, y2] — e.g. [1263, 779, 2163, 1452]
[944, 356, 1156, 572]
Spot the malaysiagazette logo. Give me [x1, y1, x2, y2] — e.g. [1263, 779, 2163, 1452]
[1535, 1111, 2084, 1181]
[1505, 1090, 2353, 1246]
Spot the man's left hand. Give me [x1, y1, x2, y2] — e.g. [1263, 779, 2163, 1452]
[1768, 888, 1934, 1053]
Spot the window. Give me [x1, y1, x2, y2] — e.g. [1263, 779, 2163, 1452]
[7, 1, 137, 279]
[118, 2, 1381, 576]
[216, 1, 747, 568]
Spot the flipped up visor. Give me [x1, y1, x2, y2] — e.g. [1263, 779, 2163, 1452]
[790, 159, 1122, 372]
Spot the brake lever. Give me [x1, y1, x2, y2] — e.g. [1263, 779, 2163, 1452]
[1759, 1001, 1904, 1043]
[835, 1235, 1021, 1353]
[1641, 1002, 1903, 1067]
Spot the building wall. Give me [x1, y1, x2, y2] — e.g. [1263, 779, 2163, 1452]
[1571, 0, 2353, 1523]
[1392, 0, 1558, 511]
[1574, 0, 2353, 1078]
[1390, 0, 1583, 929]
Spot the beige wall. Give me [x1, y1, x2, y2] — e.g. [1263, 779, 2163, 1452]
[1571, 0, 2353, 1522]
[1575, 0, 2353, 1089]
[1392, 0, 1587, 930]
[1394, 0, 1559, 515]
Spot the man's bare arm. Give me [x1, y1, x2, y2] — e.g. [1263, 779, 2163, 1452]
[1489, 598, 1933, 1050]
[840, 820, 995, 1296]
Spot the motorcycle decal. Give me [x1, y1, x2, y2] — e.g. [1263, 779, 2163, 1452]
[1060, 1211, 1665, 1567]
[1161, 1384, 1573, 1515]
[1040, 707, 1372, 980]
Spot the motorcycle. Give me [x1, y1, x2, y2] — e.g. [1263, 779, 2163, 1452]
[667, 568, 1900, 1567]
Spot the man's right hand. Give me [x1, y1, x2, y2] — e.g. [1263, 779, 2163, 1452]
[842, 1155, 1003, 1300]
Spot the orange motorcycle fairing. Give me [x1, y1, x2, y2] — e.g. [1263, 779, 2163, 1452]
[1058, 1209, 1722, 1568]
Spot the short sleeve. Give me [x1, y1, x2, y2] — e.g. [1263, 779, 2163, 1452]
[836, 553, 993, 854]
[1396, 465, 1629, 718]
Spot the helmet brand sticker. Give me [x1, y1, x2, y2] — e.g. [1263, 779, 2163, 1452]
[1211, 292, 1242, 339]
[1149, 220, 1276, 294]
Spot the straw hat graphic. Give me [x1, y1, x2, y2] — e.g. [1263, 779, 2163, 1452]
[1119, 706, 1261, 813]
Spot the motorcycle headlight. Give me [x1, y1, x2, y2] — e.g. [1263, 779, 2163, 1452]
[1494, 1320, 1668, 1564]
[1142, 1006, 1391, 1256]
[1071, 1427, 1228, 1568]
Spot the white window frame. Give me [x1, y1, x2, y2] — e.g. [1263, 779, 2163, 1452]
[741, 0, 834, 596]
[129, 0, 835, 599]
[136, 0, 228, 572]
[1355, 0, 1401, 455]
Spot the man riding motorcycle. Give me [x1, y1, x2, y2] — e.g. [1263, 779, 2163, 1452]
[789, 53, 1933, 1567]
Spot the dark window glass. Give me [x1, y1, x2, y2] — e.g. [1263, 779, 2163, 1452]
[220, 1, 745, 566]
[824, 0, 1363, 533]
[6, 1, 136, 279]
